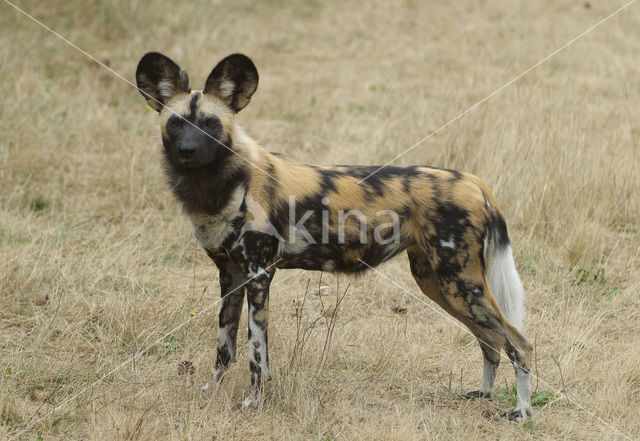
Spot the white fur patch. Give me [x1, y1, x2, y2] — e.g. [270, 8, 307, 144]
[514, 361, 531, 414]
[157, 79, 175, 98]
[481, 359, 496, 395]
[440, 235, 455, 250]
[482, 233, 490, 263]
[219, 79, 235, 98]
[247, 266, 267, 279]
[322, 261, 336, 272]
[189, 185, 245, 250]
[247, 304, 270, 379]
[242, 394, 256, 407]
[487, 244, 525, 330]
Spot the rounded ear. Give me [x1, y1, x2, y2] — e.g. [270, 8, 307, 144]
[203, 54, 258, 113]
[135, 52, 189, 112]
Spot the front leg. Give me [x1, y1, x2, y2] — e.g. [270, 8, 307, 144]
[243, 264, 275, 407]
[213, 263, 247, 380]
[202, 255, 247, 391]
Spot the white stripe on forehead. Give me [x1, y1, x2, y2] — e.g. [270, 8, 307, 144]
[168, 89, 234, 121]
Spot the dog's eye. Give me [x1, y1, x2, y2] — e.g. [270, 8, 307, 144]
[205, 118, 218, 129]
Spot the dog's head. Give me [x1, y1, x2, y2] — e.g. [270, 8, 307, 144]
[136, 52, 258, 169]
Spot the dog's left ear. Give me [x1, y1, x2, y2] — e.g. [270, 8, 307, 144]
[203, 54, 258, 113]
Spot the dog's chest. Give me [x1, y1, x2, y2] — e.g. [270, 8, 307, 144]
[187, 185, 246, 252]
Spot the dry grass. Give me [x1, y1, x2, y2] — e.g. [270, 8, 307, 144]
[1, 0, 640, 439]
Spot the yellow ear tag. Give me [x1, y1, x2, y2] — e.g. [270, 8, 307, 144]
[146, 104, 153, 111]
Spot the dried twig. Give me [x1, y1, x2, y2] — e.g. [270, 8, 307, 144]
[534, 333, 539, 394]
[316, 281, 350, 372]
[551, 355, 567, 398]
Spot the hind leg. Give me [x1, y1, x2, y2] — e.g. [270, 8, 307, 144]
[408, 262, 500, 399]
[408, 249, 532, 419]
[467, 323, 531, 421]
[502, 321, 533, 420]
[408, 250, 498, 397]
[464, 334, 501, 399]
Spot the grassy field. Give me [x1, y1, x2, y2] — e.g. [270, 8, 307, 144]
[1, 0, 639, 439]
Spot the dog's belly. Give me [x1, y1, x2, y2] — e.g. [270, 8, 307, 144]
[276, 240, 408, 273]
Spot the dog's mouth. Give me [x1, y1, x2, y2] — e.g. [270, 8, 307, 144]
[176, 156, 200, 168]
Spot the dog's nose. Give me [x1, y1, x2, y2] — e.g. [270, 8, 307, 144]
[178, 143, 197, 156]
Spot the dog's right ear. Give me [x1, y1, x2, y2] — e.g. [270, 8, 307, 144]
[135, 52, 189, 112]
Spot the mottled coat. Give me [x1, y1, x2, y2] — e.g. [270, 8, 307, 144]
[136, 52, 533, 419]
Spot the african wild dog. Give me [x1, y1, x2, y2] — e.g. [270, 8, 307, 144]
[136, 52, 534, 419]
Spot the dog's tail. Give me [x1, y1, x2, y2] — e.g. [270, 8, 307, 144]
[485, 211, 525, 330]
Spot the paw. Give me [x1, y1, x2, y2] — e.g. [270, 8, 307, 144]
[463, 390, 493, 400]
[242, 395, 257, 408]
[214, 366, 227, 383]
[242, 390, 261, 408]
[501, 408, 532, 421]
[200, 366, 229, 392]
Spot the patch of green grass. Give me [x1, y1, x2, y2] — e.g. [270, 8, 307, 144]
[531, 389, 559, 407]
[606, 286, 620, 298]
[30, 195, 49, 213]
[568, 267, 621, 299]
[309, 426, 336, 441]
[283, 112, 304, 123]
[146, 334, 181, 358]
[441, 383, 465, 395]
[522, 420, 539, 432]
[496, 384, 559, 407]
[3, 418, 16, 432]
[569, 267, 605, 286]
[495, 384, 517, 405]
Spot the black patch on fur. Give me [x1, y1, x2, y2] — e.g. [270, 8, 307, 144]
[163, 150, 245, 215]
[430, 202, 474, 278]
[320, 172, 338, 194]
[189, 91, 201, 120]
[489, 212, 510, 249]
[216, 343, 231, 368]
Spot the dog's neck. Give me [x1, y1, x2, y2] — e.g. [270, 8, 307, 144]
[163, 148, 247, 216]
